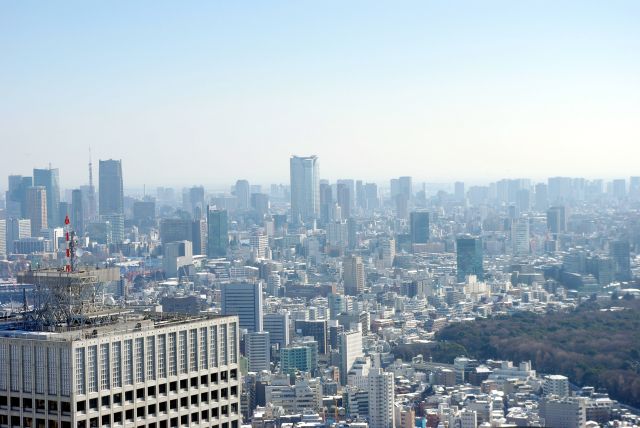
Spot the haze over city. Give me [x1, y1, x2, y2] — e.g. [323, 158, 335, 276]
[2, 3, 640, 428]
[2, 1, 640, 187]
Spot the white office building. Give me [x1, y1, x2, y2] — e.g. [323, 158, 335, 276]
[368, 369, 394, 428]
[339, 330, 363, 385]
[0, 314, 242, 428]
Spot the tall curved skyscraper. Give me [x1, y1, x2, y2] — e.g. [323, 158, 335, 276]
[289, 155, 319, 225]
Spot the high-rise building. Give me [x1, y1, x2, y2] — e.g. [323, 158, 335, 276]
[394, 194, 408, 220]
[294, 320, 328, 354]
[101, 214, 125, 244]
[71, 189, 84, 234]
[339, 330, 363, 385]
[281, 346, 313, 374]
[337, 182, 351, 219]
[0, 220, 5, 259]
[33, 168, 61, 227]
[547, 206, 566, 235]
[535, 183, 548, 211]
[289, 155, 319, 224]
[365, 183, 379, 211]
[263, 312, 290, 349]
[244, 331, 270, 373]
[0, 312, 241, 428]
[456, 235, 483, 282]
[207, 208, 228, 258]
[512, 218, 530, 256]
[220, 282, 263, 333]
[368, 368, 395, 428]
[249, 233, 269, 259]
[250, 193, 270, 217]
[191, 219, 207, 256]
[25, 186, 47, 236]
[5, 218, 31, 256]
[160, 218, 192, 244]
[610, 240, 632, 282]
[189, 186, 205, 219]
[409, 211, 429, 244]
[379, 237, 396, 269]
[163, 240, 193, 278]
[398, 177, 412, 202]
[235, 180, 251, 211]
[343, 255, 365, 296]
[6, 175, 33, 218]
[99, 159, 124, 216]
[454, 181, 465, 202]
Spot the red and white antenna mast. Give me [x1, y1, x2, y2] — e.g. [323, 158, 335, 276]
[64, 215, 77, 272]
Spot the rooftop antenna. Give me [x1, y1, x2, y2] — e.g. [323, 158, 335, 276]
[88, 147, 94, 190]
[88, 147, 96, 220]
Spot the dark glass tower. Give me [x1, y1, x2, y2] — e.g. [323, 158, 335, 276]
[207, 207, 228, 257]
[456, 235, 484, 282]
[410, 211, 430, 244]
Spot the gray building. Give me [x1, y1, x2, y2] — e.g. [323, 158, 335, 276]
[99, 159, 124, 216]
[220, 282, 263, 333]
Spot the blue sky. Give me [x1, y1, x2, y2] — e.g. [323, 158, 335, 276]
[1, 1, 639, 188]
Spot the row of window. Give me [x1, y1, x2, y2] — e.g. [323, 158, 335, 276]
[76, 323, 237, 395]
[0, 344, 72, 396]
[0, 414, 239, 428]
[1, 369, 238, 415]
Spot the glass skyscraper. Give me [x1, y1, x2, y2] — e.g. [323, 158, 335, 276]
[456, 235, 484, 282]
[207, 207, 228, 258]
[289, 155, 319, 224]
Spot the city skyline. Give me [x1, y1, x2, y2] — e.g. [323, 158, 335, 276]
[2, 1, 640, 186]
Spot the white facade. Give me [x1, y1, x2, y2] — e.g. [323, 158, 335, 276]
[0, 314, 241, 428]
[265, 377, 322, 413]
[339, 330, 363, 385]
[290, 155, 319, 224]
[543, 375, 570, 398]
[368, 369, 394, 428]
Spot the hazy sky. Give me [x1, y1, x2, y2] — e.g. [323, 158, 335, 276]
[1, 1, 639, 189]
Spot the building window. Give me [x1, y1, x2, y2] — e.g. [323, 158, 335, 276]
[48, 347, 59, 395]
[135, 338, 145, 383]
[158, 334, 167, 379]
[124, 339, 133, 385]
[229, 322, 237, 364]
[112, 341, 122, 388]
[190, 329, 198, 372]
[88, 345, 98, 393]
[0, 344, 8, 391]
[35, 346, 46, 394]
[220, 325, 228, 366]
[100, 344, 110, 391]
[147, 336, 156, 380]
[60, 348, 71, 396]
[199, 328, 208, 370]
[179, 331, 188, 374]
[75, 347, 86, 395]
[210, 326, 217, 368]
[23, 345, 33, 392]
[169, 332, 177, 376]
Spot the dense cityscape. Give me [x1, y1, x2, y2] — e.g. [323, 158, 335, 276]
[0, 156, 639, 428]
